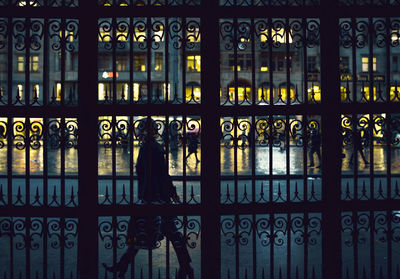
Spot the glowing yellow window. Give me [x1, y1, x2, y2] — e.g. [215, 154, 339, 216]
[56, 83, 62, 101]
[362, 86, 377, 101]
[187, 28, 200, 43]
[33, 84, 39, 98]
[98, 83, 107, 100]
[187, 55, 201, 72]
[390, 86, 400, 101]
[17, 56, 25, 72]
[18, 0, 38, 6]
[362, 57, 377, 72]
[307, 86, 321, 102]
[99, 30, 111, 42]
[340, 86, 347, 101]
[116, 31, 128, 42]
[260, 66, 268, 72]
[31, 56, 39, 72]
[260, 28, 293, 44]
[17, 84, 23, 97]
[228, 87, 251, 101]
[59, 31, 74, 42]
[133, 27, 146, 42]
[258, 87, 275, 101]
[153, 26, 164, 42]
[186, 86, 201, 101]
[279, 87, 295, 101]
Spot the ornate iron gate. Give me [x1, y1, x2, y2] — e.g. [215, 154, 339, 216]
[1, 1, 400, 278]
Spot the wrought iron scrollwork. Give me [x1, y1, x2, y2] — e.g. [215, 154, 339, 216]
[0, 218, 78, 251]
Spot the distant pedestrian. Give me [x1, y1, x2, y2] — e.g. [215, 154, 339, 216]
[308, 129, 321, 168]
[185, 132, 200, 163]
[349, 129, 369, 165]
[240, 130, 247, 148]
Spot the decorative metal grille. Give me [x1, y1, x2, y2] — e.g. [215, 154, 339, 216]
[1, 1, 400, 279]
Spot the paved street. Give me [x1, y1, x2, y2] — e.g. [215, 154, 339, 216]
[1, 143, 400, 278]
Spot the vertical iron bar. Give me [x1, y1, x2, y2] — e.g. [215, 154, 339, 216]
[7, 17, 12, 106]
[129, 17, 133, 104]
[77, 1, 99, 277]
[61, 18, 66, 106]
[25, 120, 30, 279]
[43, 117, 48, 279]
[200, 6, 220, 278]
[43, 18, 48, 105]
[182, 17, 187, 104]
[146, 17, 151, 104]
[112, 17, 117, 104]
[385, 18, 392, 278]
[25, 17, 30, 105]
[320, 2, 342, 279]
[7, 116, 13, 279]
[165, 17, 169, 104]
[233, 18, 238, 106]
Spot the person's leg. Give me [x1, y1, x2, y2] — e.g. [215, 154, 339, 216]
[194, 151, 200, 162]
[359, 148, 369, 164]
[308, 148, 315, 167]
[163, 217, 194, 279]
[103, 244, 139, 278]
[316, 147, 321, 167]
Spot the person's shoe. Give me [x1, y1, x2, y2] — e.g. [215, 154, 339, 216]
[316, 165, 321, 168]
[178, 265, 194, 279]
[308, 164, 314, 167]
[102, 262, 128, 278]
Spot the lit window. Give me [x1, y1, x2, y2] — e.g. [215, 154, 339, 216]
[17, 56, 24, 72]
[362, 57, 377, 72]
[17, 84, 23, 98]
[391, 30, 400, 43]
[98, 26, 111, 42]
[98, 82, 112, 100]
[31, 56, 39, 72]
[307, 85, 321, 102]
[260, 53, 268, 72]
[260, 28, 293, 44]
[340, 86, 347, 101]
[187, 55, 201, 72]
[153, 25, 164, 42]
[186, 83, 201, 101]
[362, 86, 377, 101]
[32, 84, 40, 98]
[229, 54, 251, 71]
[133, 53, 146, 71]
[133, 27, 146, 42]
[154, 53, 163, 71]
[116, 30, 128, 42]
[56, 82, 62, 101]
[257, 87, 274, 101]
[116, 55, 128, 71]
[389, 86, 400, 101]
[279, 86, 295, 101]
[228, 86, 251, 101]
[187, 27, 200, 43]
[17, 0, 38, 6]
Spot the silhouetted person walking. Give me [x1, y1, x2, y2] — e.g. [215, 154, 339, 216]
[185, 132, 200, 163]
[349, 129, 369, 166]
[103, 118, 194, 279]
[308, 129, 321, 168]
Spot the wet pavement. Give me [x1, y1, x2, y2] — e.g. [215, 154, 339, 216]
[1, 142, 400, 177]
[1, 143, 400, 278]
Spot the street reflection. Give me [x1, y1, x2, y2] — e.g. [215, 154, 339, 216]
[0, 143, 398, 176]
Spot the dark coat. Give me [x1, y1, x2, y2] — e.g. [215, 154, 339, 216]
[136, 139, 177, 202]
